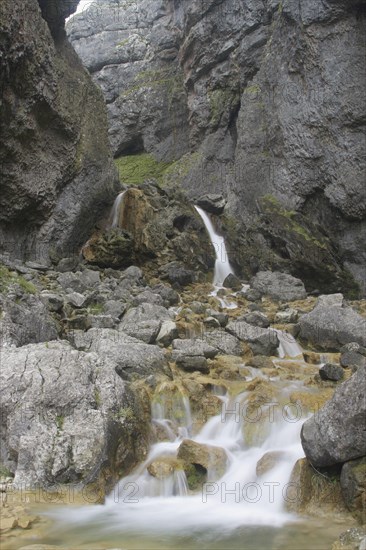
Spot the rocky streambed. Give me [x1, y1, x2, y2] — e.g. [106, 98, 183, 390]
[0, 257, 365, 549]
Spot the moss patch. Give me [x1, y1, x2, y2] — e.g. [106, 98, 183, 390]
[0, 264, 37, 294]
[115, 154, 172, 185]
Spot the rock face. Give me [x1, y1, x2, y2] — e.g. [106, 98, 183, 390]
[299, 295, 366, 350]
[0, 0, 119, 265]
[0, 341, 149, 488]
[68, 0, 366, 296]
[82, 183, 215, 277]
[250, 271, 307, 302]
[340, 457, 366, 524]
[301, 366, 366, 467]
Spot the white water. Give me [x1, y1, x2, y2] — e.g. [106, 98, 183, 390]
[54, 383, 307, 538]
[109, 191, 126, 228]
[194, 206, 235, 287]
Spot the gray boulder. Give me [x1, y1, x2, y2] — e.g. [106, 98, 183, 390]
[156, 321, 179, 347]
[301, 366, 366, 467]
[172, 339, 218, 359]
[250, 271, 307, 302]
[239, 311, 270, 328]
[202, 329, 243, 357]
[319, 363, 344, 382]
[119, 302, 172, 344]
[39, 292, 64, 313]
[299, 297, 366, 350]
[226, 321, 279, 356]
[176, 356, 209, 374]
[70, 328, 168, 380]
[0, 341, 146, 487]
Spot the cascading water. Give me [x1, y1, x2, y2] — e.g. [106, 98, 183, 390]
[109, 190, 126, 228]
[51, 380, 310, 546]
[194, 206, 235, 287]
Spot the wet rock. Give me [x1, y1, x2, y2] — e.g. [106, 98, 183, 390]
[340, 457, 366, 524]
[177, 439, 227, 480]
[287, 458, 348, 516]
[226, 321, 279, 356]
[256, 451, 286, 476]
[299, 298, 366, 350]
[172, 339, 218, 359]
[196, 194, 226, 215]
[119, 303, 172, 344]
[240, 311, 270, 328]
[319, 363, 344, 382]
[250, 271, 306, 302]
[82, 229, 135, 269]
[223, 273, 242, 291]
[176, 355, 209, 374]
[156, 321, 178, 347]
[244, 289, 262, 302]
[248, 356, 275, 369]
[301, 366, 366, 467]
[148, 459, 177, 479]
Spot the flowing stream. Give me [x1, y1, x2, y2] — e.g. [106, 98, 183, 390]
[109, 191, 126, 228]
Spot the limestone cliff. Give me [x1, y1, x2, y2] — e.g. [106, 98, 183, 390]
[68, 0, 366, 295]
[0, 0, 119, 264]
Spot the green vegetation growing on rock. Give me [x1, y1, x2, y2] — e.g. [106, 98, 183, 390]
[163, 152, 202, 188]
[0, 264, 37, 294]
[115, 154, 172, 185]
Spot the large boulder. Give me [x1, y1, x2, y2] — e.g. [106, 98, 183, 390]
[0, 341, 148, 489]
[177, 439, 227, 481]
[250, 271, 307, 302]
[69, 328, 168, 380]
[202, 329, 243, 356]
[119, 302, 172, 344]
[226, 321, 279, 356]
[298, 295, 366, 350]
[301, 366, 366, 467]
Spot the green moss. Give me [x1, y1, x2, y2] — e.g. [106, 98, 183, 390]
[88, 303, 104, 314]
[162, 152, 202, 188]
[94, 388, 101, 407]
[208, 88, 239, 126]
[115, 153, 172, 185]
[120, 68, 184, 104]
[115, 406, 135, 421]
[0, 464, 13, 478]
[0, 264, 37, 294]
[56, 415, 64, 431]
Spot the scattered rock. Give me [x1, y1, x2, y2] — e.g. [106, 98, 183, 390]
[299, 298, 366, 350]
[223, 273, 242, 291]
[319, 363, 344, 382]
[89, 314, 116, 329]
[160, 262, 197, 288]
[176, 355, 209, 374]
[172, 338, 218, 359]
[303, 351, 322, 365]
[119, 303, 172, 344]
[65, 292, 87, 308]
[206, 310, 229, 327]
[203, 316, 221, 328]
[240, 311, 270, 328]
[248, 356, 275, 369]
[156, 321, 178, 347]
[274, 308, 298, 323]
[104, 300, 127, 319]
[39, 292, 64, 313]
[202, 330, 243, 356]
[250, 271, 307, 302]
[226, 321, 279, 356]
[301, 366, 366, 467]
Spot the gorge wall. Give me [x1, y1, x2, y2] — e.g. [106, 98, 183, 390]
[0, 0, 119, 265]
[68, 0, 366, 295]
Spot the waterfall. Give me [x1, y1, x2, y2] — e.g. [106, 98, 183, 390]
[109, 191, 126, 228]
[56, 381, 308, 537]
[194, 206, 235, 287]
